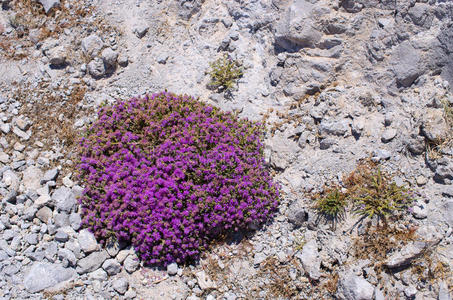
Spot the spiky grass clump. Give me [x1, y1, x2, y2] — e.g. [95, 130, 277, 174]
[314, 188, 347, 225]
[346, 161, 412, 225]
[77, 92, 279, 265]
[208, 54, 243, 91]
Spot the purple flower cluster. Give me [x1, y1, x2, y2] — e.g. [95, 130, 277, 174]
[77, 92, 279, 265]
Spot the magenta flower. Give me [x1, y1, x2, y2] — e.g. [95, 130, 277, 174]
[77, 92, 279, 265]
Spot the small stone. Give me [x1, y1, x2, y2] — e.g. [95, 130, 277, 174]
[23, 166, 43, 191]
[35, 194, 51, 207]
[24, 206, 38, 221]
[416, 175, 428, 186]
[62, 175, 74, 188]
[118, 54, 128, 67]
[112, 277, 129, 295]
[58, 248, 76, 266]
[88, 58, 106, 79]
[25, 233, 39, 245]
[412, 206, 427, 219]
[253, 253, 267, 265]
[299, 239, 321, 280]
[89, 268, 108, 281]
[116, 249, 131, 263]
[41, 168, 59, 184]
[52, 187, 76, 213]
[13, 142, 25, 152]
[287, 199, 308, 227]
[133, 24, 149, 38]
[3, 189, 17, 204]
[36, 185, 49, 196]
[48, 45, 67, 66]
[0, 122, 10, 134]
[36, 0, 60, 14]
[167, 262, 178, 276]
[36, 206, 52, 223]
[381, 128, 397, 143]
[124, 254, 139, 273]
[78, 229, 98, 253]
[0, 151, 9, 163]
[54, 212, 70, 228]
[69, 213, 82, 230]
[157, 53, 169, 64]
[76, 250, 109, 274]
[102, 258, 121, 275]
[195, 270, 217, 290]
[13, 127, 31, 140]
[54, 230, 69, 242]
[81, 34, 104, 59]
[385, 241, 427, 268]
[337, 273, 374, 300]
[101, 47, 118, 66]
[404, 285, 417, 298]
[124, 290, 137, 299]
[421, 109, 449, 143]
[372, 149, 391, 161]
[319, 138, 336, 150]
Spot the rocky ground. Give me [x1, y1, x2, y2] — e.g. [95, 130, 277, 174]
[0, 0, 453, 299]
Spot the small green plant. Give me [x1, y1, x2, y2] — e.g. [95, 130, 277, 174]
[349, 165, 412, 226]
[208, 54, 243, 91]
[442, 98, 453, 128]
[314, 188, 347, 226]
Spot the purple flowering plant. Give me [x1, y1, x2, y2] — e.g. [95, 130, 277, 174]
[77, 92, 279, 265]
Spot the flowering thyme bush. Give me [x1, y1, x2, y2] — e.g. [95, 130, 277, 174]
[78, 92, 279, 265]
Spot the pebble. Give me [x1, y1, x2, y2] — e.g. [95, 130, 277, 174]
[112, 277, 129, 295]
[167, 262, 178, 276]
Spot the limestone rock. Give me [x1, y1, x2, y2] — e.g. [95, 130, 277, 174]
[24, 262, 75, 293]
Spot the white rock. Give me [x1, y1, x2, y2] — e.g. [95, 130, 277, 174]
[337, 273, 374, 300]
[22, 166, 43, 191]
[195, 270, 217, 290]
[24, 262, 75, 293]
[81, 34, 104, 59]
[299, 239, 321, 280]
[36, 0, 61, 14]
[77, 229, 99, 253]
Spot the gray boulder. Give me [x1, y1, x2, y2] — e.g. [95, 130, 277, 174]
[391, 41, 424, 87]
[274, 0, 323, 50]
[421, 109, 449, 144]
[442, 201, 453, 227]
[287, 199, 308, 227]
[23, 262, 75, 293]
[76, 250, 109, 274]
[384, 241, 427, 268]
[408, 3, 431, 27]
[299, 239, 321, 280]
[52, 187, 76, 213]
[319, 119, 350, 136]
